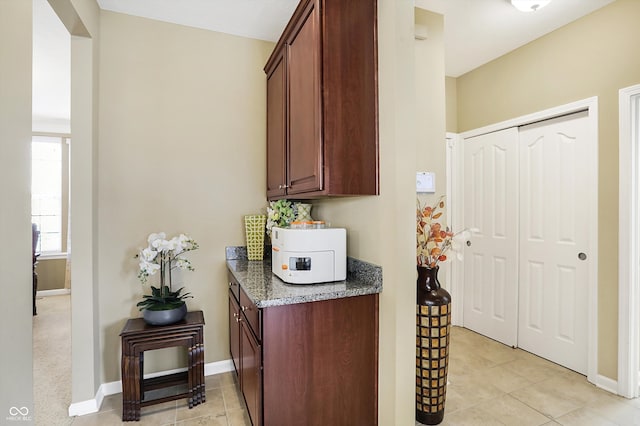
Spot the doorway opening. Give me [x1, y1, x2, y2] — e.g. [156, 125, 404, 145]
[32, 0, 72, 422]
[618, 83, 640, 398]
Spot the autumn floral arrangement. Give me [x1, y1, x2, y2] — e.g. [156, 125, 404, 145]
[416, 197, 467, 268]
[135, 232, 199, 311]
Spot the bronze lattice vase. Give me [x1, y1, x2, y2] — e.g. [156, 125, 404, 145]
[416, 266, 451, 425]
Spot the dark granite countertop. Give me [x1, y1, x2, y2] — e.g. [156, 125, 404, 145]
[225, 246, 382, 308]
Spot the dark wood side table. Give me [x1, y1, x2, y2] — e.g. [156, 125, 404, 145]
[120, 311, 205, 421]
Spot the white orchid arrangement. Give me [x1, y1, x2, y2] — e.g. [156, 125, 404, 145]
[135, 232, 199, 311]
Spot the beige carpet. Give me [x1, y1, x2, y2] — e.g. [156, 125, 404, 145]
[33, 294, 72, 426]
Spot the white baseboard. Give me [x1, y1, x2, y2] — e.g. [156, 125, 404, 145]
[68, 388, 104, 417]
[68, 359, 234, 417]
[596, 374, 618, 395]
[37, 288, 70, 297]
[205, 359, 234, 376]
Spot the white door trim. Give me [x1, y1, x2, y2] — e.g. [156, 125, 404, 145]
[618, 84, 640, 398]
[445, 132, 463, 326]
[452, 97, 599, 385]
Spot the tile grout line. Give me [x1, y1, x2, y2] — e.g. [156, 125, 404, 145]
[505, 391, 555, 424]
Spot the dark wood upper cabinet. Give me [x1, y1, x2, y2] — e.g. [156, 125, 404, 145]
[286, 0, 322, 195]
[264, 0, 378, 200]
[266, 49, 287, 199]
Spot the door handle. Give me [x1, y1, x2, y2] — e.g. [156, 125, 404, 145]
[578, 252, 587, 260]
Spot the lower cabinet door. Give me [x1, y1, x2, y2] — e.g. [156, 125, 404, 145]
[241, 321, 262, 426]
[229, 294, 241, 374]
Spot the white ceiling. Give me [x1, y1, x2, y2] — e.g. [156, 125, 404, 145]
[97, 0, 615, 77]
[97, 0, 300, 42]
[415, 0, 615, 77]
[33, 0, 70, 131]
[34, 0, 617, 126]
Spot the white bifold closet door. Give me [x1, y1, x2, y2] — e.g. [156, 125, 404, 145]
[463, 111, 590, 374]
[462, 127, 519, 348]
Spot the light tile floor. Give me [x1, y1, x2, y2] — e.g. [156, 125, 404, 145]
[70, 373, 251, 426]
[419, 326, 640, 426]
[68, 326, 640, 425]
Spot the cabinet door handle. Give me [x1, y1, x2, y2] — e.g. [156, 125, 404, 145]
[241, 305, 249, 312]
[278, 184, 290, 189]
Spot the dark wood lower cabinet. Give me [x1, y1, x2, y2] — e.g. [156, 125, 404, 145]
[240, 321, 262, 426]
[229, 275, 379, 426]
[262, 294, 379, 426]
[228, 294, 241, 374]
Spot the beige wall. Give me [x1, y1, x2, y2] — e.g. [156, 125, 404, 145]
[98, 11, 274, 381]
[445, 76, 458, 133]
[37, 258, 67, 290]
[70, 32, 102, 403]
[456, 0, 640, 380]
[56, 0, 103, 403]
[415, 9, 447, 209]
[3, 0, 101, 408]
[0, 0, 34, 417]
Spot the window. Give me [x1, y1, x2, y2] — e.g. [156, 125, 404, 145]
[31, 135, 69, 254]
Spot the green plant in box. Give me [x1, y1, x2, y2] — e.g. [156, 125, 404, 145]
[266, 199, 296, 237]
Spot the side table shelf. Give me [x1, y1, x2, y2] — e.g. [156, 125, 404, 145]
[120, 310, 205, 422]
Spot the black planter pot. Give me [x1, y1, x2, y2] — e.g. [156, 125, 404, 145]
[416, 266, 451, 425]
[143, 303, 187, 326]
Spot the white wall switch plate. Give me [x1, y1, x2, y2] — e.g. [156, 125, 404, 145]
[416, 172, 435, 193]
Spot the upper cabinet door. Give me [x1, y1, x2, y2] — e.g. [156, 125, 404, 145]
[264, 0, 378, 200]
[266, 49, 287, 199]
[285, 0, 323, 195]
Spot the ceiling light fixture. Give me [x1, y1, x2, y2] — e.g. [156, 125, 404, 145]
[511, 0, 551, 12]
